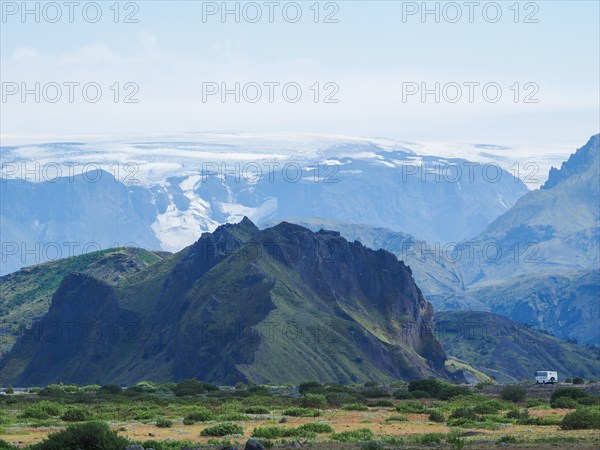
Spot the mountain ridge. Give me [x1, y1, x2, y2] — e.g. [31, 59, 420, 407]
[0, 218, 453, 386]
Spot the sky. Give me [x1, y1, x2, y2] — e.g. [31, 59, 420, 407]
[1, 1, 599, 149]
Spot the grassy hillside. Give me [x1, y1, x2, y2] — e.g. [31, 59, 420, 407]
[436, 310, 600, 383]
[0, 248, 168, 355]
[433, 270, 600, 346]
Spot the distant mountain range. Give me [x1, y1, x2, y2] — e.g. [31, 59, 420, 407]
[1, 137, 528, 275]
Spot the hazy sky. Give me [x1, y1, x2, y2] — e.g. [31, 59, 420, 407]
[1, 1, 599, 148]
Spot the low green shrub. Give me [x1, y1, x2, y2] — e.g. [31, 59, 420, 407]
[550, 387, 589, 402]
[393, 390, 413, 400]
[98, 384, 122, 395]
[499, 385, 526, 403]
[19, 401, 63, 420]
[428, 410, 445, 423]
[299, 393, 327, 408]
[472, 400, 503, 414]
[243, 406, 270, 414]
[449, 407, 478, 421]
[498, 435, 519, 444]
[395, 401, 426, 413]
[525, 399, 547, 408]
[361, 388, 389, 398]
[415, 433, 445, 444]
[361, 443, 385, 450]
[331, 428, 374, 442]
[200, 422, 243, 436]
[60, 406, 92, 422]
[505, 408, 529, 421]
[408, 379, 442, 397]
[385, 415, 408, 422]
[298, 381, 323, 394]
[184, 408, 214, 423]
[155, 418, 173, 428]
[367, 400, 394, 407]
[173, 379, 218, 397]
[252, 426, 292, 439]
[295, 422, 333, 433]
[577, 397, 600, 406]
[281, 407, 320, 417]
[28, 422, 129, 450]
[560, 408, 600, 430]
[342, 403, 369, 411]
[216, 412, 248, 422]
[446, 430, 465, 448]
[409, 390, 430, 399]
[38, 384, 78, 396]
[437, 385, 471, 400]
[551, 397, 579, 409]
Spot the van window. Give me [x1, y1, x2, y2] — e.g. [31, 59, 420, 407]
[536, 371, 547, 376]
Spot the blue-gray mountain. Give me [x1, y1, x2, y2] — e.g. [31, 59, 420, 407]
[0, 140, 527, 275]
[457, 134, 599, 285]
[290, 136, 600, 345]
[437, 135, 600, 345]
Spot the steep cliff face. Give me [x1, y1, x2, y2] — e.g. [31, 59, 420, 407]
[1, 219, 451, 386]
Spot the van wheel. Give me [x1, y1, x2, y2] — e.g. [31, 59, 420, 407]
[550, 377, 555, 383]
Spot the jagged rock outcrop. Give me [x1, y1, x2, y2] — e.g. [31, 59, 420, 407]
[0, 219, 452, 385]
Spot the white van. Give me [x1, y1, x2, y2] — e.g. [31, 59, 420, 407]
[535, 371, 558, 384]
